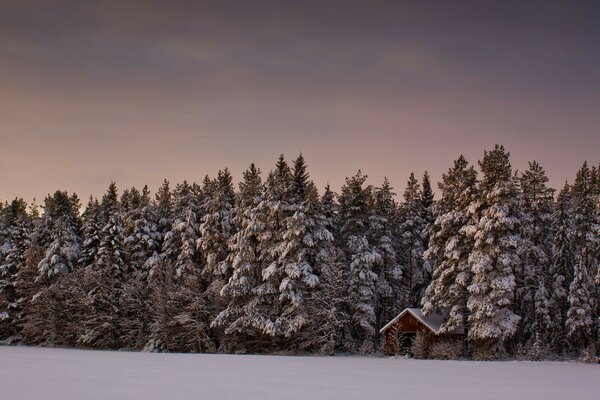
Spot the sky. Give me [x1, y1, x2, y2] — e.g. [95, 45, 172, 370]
[1, 0, 599, 203]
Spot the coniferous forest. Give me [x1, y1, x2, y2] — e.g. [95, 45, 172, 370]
[0, 145, 599, 361]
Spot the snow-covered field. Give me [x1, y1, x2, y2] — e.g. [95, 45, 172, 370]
[0, 346, 597, 400]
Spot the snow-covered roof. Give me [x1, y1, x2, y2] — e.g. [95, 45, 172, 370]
[379, 308, 464, 335]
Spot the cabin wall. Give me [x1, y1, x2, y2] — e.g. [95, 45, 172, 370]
[381, 313, 464, 356]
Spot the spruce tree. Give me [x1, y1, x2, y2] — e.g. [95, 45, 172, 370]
[79, 196, 101, 269]
[271, 154, 329, 341]
[338, 171, 380, 353]
[213, 164, 268, 351]
[566, 162, 598, 355]
[422, 155, 478, 334]
[465, 145, 522, 359]
[549, 183, 575, 353]
[79, 211, 127, 348]
[398, 172, 428, 306]
[516, 161, 555, 347]
[370, 178, 402, 326]
[198, 169, 235, 280]
[37, 191, 82, 280]
[0, 199, 31, 342]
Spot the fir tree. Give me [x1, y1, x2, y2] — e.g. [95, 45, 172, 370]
[422, 155, 478, 334]
[79, 212, 127, 348]
[37, 191, 82, 280]
[370, 178, 402, 326]
[465, 145, 522, 359]
[338, 171, 380, 353]
[398, 172, 428, 306]
[516, 161, 555, 346]
[0, 199, 31, 341]
[79, 196, 102, 269]
[550, 183, 575, 353]
[213, 164, 268, 351]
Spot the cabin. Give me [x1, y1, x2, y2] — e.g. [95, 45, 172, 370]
[379, 308, 464, 356]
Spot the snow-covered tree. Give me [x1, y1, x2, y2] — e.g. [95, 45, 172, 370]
[0, 199, 31, 342]
[122, 186, 160, 271]
[79, 196, 102, 269]
[422, 155, 478, 334]
[268, 154, 331, 340]
[370, 178, 402, 326]
[549, 183, 575, 353]
[338, 171, 380, 353]
[566, 257, 595, 354]
[566, 162, 598, 355]
[79, 211, 127, 348]
[465, 145, 522, 359]
[212, 164, 268, 351]
[398, 172, 428, 306]
[516, 161, 555, 346]
[198, 169, 235, 280]
[37, 191, 82, 280]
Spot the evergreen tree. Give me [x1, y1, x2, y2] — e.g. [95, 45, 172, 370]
[566, 257, 595, 354]
[213, 164, 268, 351]
[465, 145, 522, 359]
[566, 162, 598, 355]
[0, 199, 31, 342]
[123, 186, 160, 271]
[269, 155, 330, 341]
[516, 161, 555, 346]
[422, 155, 478, 334]
[338, 171, 380, 353]
[37, 191, 82, 280]
[79, 212, 127, 348]
[198, 169, 235, 280]
[370, 178, 402, 326]
[549, 183, 575, 353]
[398, 172, 428, 306]
[79, 196, 102, 269]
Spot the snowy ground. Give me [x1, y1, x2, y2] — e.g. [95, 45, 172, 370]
[0, 347, 597, 400]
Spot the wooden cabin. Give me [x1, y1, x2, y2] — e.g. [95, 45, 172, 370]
[380, 308, 464, 356]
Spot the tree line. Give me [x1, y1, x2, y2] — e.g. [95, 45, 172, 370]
[0, 146, 598, 360]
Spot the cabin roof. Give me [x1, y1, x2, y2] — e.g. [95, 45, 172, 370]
[379, 308, 464, 335]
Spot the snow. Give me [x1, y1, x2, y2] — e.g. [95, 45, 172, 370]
[0, 347, 597, 400]
[380, 307, 465, 335]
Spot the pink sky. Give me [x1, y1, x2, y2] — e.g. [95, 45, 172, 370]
[1, 1, 599, 202]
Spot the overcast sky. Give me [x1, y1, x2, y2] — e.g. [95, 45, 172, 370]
[1, 0, 599, 202]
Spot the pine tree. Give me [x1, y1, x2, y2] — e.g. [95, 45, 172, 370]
[79, 196, 102, 269]
[398, 172, 428, 306]
[145, 180, 206, 352]
[566, 257, 595, 354]
[465, 145, 522, 359]
[550, 183, 575, 353]
[198, 169, 235, 280]
[154, 179, 173, 249]
[37, 191, 82, 280]
[516, 161, 555, 346]
[571, 162, 599, 273]
[338, 171, 380, 353]
[370, 178, 402, 327]
[422, 155, 478, 334]
[79, 211, 127, 348]
[213, 164, 268, 351]
[0, 199, 31, 342]
[269, 155, 330, 341]
[566, 162, 598, 355]
[123, 186, 160, 271]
